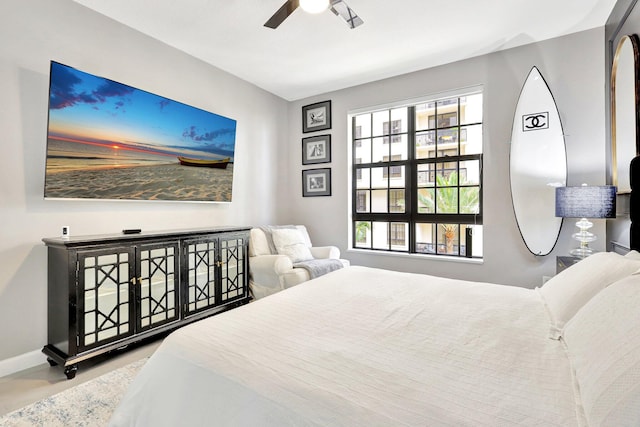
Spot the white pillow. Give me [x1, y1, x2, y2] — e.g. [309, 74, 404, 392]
[562, 274, 640, 427]
[538, 252, 640, 338]
[271, 228, 314, 263]
[625, 250, 640, 260]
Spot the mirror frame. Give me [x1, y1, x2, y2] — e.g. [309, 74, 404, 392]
[611, 34, 640, 193]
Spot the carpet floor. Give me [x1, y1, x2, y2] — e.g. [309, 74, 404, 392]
[0, 358, 146, 427]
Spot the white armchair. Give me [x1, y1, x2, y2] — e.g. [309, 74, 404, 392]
[249, 225, 350, 299]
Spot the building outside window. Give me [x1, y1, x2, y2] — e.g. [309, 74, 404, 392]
[351, 90, 483, 258]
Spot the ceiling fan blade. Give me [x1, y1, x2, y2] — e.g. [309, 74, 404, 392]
[264, 0, 299, 29]
[330, 0, 363, 29]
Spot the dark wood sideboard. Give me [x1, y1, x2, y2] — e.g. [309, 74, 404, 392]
[42, 226, 251, 379]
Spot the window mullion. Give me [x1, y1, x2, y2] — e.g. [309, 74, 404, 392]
[408, 105, 416, 253]
[386, 110, 392, 215]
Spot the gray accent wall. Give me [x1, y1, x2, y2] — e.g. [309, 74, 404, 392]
[282, 28, 607, 288]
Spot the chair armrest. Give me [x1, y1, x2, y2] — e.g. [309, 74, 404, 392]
[249, 255, 297, 299]
[249, 255, 294, 290]
[310, 246, 340, 259]
[250, 254, 294, 274]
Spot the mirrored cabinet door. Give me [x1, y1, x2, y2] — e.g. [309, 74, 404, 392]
[184, 238, 219, 315]
[78, 248, 135, 350]
[220, 234, 247, 303]
[138, 242, 180, 331]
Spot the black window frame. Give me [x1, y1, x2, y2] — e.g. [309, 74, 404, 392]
[352, 94, 483, 257]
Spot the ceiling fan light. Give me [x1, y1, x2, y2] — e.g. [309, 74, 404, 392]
[299, 0, 329, 14]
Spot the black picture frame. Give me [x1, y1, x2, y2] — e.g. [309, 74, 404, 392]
[302, 168, 331, 197]
[302, 134, 331, 165]
[302, 100, 331, 133]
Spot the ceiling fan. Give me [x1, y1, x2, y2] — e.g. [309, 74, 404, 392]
[264, 0, 363, 30]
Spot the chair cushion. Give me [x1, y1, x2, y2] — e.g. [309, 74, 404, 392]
[249, 228, 272, 257]
[295, 225, 312, 247]
[271, 228, 314, 263]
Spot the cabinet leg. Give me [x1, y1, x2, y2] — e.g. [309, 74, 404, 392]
[46, 357, 58, 367]
[64, 365, 77, 380]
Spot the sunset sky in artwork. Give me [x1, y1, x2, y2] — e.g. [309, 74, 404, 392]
[47, 62, 236, 160]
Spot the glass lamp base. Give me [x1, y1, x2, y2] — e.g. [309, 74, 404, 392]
[569, 247, 594, 258]
[570, 217, 597, 259]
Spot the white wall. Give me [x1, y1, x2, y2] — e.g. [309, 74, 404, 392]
[281, 28, 607, 288]
[0, 0, 287, 366]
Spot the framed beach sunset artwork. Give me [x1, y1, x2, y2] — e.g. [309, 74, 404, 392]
[44, 61, 237, 202]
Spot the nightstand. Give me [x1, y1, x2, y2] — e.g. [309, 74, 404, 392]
[556, 256, 581, 274]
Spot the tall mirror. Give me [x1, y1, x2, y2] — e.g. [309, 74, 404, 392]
[612, 34, 640, 194]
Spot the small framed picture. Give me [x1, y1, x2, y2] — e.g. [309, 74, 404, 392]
[302, 100, 331, 133]
[302, 168, 331, 197]
[302, 134, 331, 165]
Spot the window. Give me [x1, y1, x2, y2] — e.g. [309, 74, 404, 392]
[383, 120, 403, 144]
[382, 155, 403, 179]
[389, 223, 406, 246]
[351, 91, 483, 257]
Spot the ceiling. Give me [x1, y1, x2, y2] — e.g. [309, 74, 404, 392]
[72, 0, 617, 101]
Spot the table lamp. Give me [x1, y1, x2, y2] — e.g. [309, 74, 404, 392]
[555, 184, 616, 257]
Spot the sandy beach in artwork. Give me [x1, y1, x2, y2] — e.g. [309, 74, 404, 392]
[45, 163, 234, 202]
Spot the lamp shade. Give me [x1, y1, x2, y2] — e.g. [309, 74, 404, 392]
[555, 185, 616, 218]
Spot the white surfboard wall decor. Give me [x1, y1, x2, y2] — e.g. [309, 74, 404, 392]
[510, 66, 567, 256]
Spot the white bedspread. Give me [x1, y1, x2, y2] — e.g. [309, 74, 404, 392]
[110, 266, 580, 426]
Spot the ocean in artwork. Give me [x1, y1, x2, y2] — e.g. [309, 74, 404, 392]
[45, 138, 234, 202]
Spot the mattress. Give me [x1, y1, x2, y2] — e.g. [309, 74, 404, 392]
[110, 266, 580, 426]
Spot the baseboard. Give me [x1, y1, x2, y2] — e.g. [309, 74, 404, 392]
[0, 349, 46, 378]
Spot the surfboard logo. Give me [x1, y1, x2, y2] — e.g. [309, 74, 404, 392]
[522, 112, 549, 131]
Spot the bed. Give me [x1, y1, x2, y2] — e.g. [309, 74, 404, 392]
[110, 254, 640, 426]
